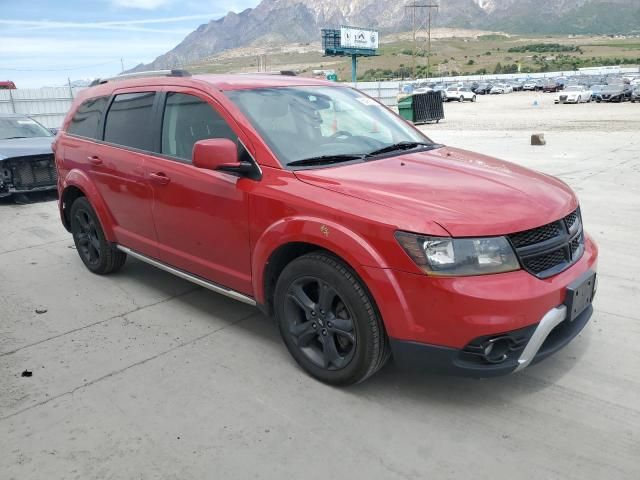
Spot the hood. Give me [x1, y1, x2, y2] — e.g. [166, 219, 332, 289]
[0, 136, 54, 160]
[294, 147, 577, 237]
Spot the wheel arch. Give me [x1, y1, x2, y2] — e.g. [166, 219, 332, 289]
[60, 170, 115, 240]
[253, 217, 388, 315]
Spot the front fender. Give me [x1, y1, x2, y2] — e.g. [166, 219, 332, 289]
[252, 216, 388, 304]
[60, 169, 116, 241]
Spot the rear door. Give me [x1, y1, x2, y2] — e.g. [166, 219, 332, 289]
[144, 88, 253, 295]
[93, 89, 159, 256]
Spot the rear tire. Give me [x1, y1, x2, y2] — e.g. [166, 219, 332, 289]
[274, 252, 389, 386]
[70, 197, 126, 274]
[472, 95, 477, 102]
[459, 96, 464, 103]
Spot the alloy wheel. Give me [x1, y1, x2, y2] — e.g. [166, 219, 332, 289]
[283, 276, 356, 370]
[74, 209, 101, 266]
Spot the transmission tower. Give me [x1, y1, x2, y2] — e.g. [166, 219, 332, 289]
[405, 2, 439, 79]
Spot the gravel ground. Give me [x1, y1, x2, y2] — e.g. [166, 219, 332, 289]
[1, 95, 639, 480]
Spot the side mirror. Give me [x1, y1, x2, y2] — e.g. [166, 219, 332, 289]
[192, 138, 238, 170]
[192, 138, 260, 180]
[49, 128, 59, 135]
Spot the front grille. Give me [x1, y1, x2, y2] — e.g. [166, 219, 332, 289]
[565, 210, 578, 230]
[7, 154, 57, 190]
[523, 248, 567, 273]
[509, 222, 560, 248]
[508, 208, 584, 279]
[559, 95, 568, 101]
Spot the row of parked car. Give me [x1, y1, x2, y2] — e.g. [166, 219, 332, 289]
[404, 74, 640, 103]
[554, 84, 640, 104]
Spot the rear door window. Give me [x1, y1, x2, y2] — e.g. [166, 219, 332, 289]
[67, 96, 109, 139]
[104, 92, 156, 151]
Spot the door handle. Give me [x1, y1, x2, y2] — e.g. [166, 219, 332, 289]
[149, 172, 171, 185]
[87, 155, 102, 166]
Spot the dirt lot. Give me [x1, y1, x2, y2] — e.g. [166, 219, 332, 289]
[1, 93, 639, 479]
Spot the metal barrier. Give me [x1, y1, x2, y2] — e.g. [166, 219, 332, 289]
[413, 92, 444, 124]
[0, 86, 85, 128]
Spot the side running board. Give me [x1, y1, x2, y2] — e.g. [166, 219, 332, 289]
[116, 245, 257, 306]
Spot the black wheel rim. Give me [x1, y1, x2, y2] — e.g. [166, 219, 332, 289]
[284, 276, 356, 371]
[74, 209, 101, 266]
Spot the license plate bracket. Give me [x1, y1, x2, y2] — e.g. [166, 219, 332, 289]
[565, 271, 596, 322]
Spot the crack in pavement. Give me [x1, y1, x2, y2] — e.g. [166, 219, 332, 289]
[0, 286, 201, 357]
[0, 310, 261, 422]
[0, 238, 69, 257]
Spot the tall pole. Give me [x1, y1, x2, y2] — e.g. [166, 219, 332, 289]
[427, 7, 432, 79]
[405, 2, 439, 80]
[411, 5, 416, 81]
[120, 58, 125, 73]
[351, 54, 358, 83]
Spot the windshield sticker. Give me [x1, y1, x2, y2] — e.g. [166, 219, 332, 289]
[17, 119, 37, 125]
[355, 97, 380, 107]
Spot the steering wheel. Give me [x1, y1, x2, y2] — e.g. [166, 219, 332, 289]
[330, 130, 353, 140]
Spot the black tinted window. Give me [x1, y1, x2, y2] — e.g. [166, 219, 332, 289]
[67, 96, 109, 139]
[161, 92, 236, 162]
[104, 92, 155, 150]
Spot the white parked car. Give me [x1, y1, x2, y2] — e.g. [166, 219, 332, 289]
[444, 86, 477, 102]
[523, 80, 542, 91]
[490, 84, 513, 94]
[555, 85, 592, 104]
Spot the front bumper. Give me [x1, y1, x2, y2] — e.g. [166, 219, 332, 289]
[359, 234, 598, 376]
[390, 303, 592, 377]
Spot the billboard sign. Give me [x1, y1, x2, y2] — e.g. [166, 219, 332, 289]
[340, 26, 378, 51]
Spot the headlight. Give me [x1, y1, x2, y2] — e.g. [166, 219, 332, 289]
[395, 232, 520, 276]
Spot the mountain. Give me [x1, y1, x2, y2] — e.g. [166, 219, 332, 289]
[130, 0, 640, 72]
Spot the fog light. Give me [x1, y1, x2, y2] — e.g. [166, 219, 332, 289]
[482, 337, 511, 364]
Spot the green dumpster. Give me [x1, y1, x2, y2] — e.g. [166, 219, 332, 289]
[398, 96, 414, 122]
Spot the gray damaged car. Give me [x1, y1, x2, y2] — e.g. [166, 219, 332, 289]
[0, 114, 57, 198]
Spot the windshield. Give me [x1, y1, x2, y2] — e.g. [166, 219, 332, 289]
[0, 116, 52, 140]
[565, 86, 581, 92]
[226, 86, 431, 167]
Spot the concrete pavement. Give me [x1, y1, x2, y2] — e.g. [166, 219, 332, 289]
[1, 96, 639, 479]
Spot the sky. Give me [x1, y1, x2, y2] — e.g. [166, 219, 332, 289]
[0, 0, 261, 88]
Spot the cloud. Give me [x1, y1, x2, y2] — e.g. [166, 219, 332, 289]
[111, 0, 174, 9]
[0, 36, 181, 58]
[0, 14, 221, 33]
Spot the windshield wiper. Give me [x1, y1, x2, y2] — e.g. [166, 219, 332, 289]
[365, 141, 439, 158]
[288, 154, 365, 167]
[3, 136, 29, 140]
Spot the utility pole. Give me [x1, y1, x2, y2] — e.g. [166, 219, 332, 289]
[120, 58, 125, 73]
[405, 2, 439, 80]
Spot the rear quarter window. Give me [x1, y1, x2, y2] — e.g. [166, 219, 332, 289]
[104, 92, 156, 151]
[67, 96, 109, 139]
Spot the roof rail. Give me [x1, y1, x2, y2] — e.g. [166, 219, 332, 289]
[89, 69, 191, 87]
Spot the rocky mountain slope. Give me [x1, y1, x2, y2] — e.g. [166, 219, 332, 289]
[130, 0, 639, 72]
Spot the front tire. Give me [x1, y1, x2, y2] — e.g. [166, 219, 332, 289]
[459, 96, 464, 103]
[70, 197, 126, 274]
[472, 95, 477, 102]
[274, 252, 389, 385]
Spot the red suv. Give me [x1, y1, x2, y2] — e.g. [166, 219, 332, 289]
[54, 71, 598, 385]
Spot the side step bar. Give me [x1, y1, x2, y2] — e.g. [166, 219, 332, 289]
[117, 245, 257, 306]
